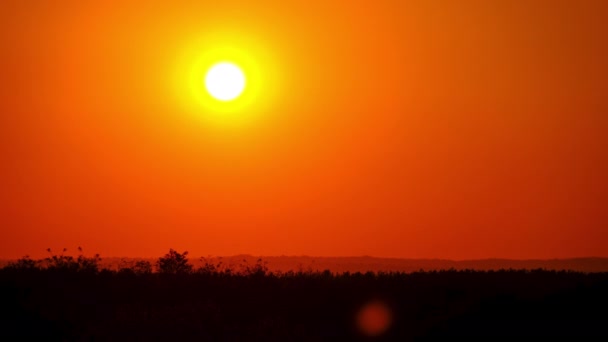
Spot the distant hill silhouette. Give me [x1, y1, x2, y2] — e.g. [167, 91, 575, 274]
[249, 256, 608, 273]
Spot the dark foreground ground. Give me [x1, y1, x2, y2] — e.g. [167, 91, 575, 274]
[1, 268, 607, 341]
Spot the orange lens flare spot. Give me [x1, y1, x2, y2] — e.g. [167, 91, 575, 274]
[356, 300, 393, 337]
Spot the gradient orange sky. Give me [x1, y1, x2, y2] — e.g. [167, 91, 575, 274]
[1, 1, 607, 259]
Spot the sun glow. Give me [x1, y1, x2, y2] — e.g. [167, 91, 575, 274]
[204, 62, 246, 101]
[173, 33, 281, 125]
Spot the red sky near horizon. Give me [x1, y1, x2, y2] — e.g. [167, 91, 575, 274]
[1, 1, 607, 260]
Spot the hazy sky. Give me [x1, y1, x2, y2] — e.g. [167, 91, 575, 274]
[1, 1, 607, 259]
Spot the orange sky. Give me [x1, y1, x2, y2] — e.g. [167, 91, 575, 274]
[1, 1, 607, 259]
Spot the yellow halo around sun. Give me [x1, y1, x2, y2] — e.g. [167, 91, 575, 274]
[173, 33, 282, 125]
[181, 45, 261, 115]
[204, 62, 246, 101]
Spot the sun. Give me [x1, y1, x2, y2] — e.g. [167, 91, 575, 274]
[204, 62, 246, 101]
[173, 37, 281, 121]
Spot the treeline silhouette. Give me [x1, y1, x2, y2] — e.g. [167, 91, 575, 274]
[1, 248, 607, 340]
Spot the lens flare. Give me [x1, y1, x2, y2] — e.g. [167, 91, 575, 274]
[356, 300, 393, 337]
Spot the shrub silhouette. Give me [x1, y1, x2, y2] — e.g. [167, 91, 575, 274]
[197, 256, 224, 275]
[238, 258, 269, 276]
[118, 259, 153, 275]
[132, 260, 153, 274]
[6, 255, 39, 270]
[40, 247, 101, 273]
[156, 249, 193, 274]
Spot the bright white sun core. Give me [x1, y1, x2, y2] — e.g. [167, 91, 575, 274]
[204, 62, 246, 101]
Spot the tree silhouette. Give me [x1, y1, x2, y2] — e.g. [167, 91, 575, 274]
[156, 249, 193, 274]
